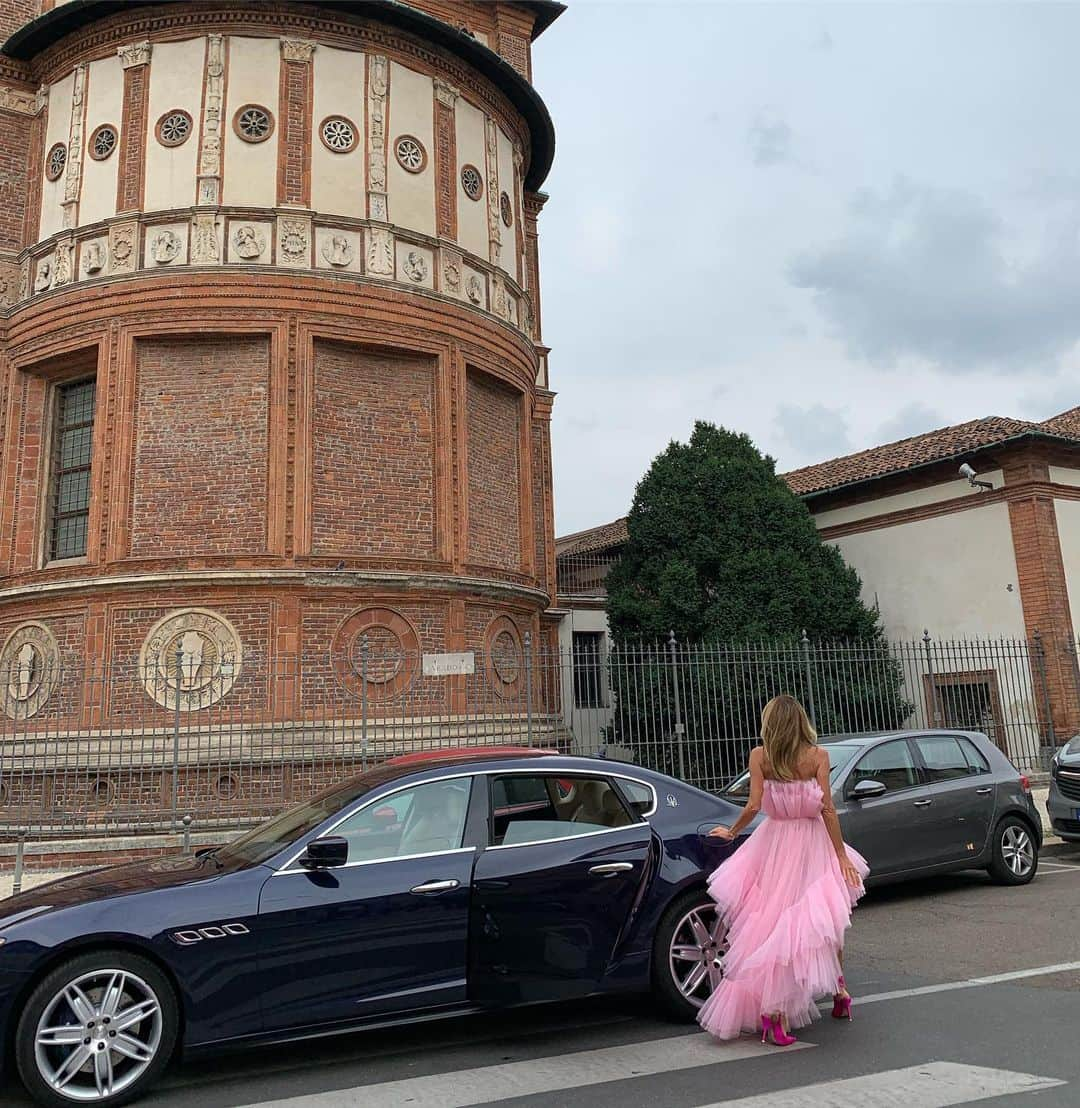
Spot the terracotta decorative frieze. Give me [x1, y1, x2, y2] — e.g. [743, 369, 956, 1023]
[108, 220, 138, 274]
[280, 38, 316, 63]
[484, 117, 501, 265]
[0, 84, 38, 115]
[190, 211, 222, 264]
[367, 54, 389, 221]
[62, 64, 87, 229]
[197, 35, 226, 206]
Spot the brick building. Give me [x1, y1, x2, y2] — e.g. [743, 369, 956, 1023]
[556, 409, 1080, 751]
[0, 2, 563, 740]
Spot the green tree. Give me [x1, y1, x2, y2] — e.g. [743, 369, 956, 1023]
[603, 422, 910, 784]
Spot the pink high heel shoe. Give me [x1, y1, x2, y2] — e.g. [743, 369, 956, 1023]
[760, 1015, 798, 1046]
[832, 975, 853, 1021]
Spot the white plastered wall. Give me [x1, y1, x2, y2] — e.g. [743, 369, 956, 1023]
[1050, 466, 1080, 489]
[39, 73, 75, 241]
[79, 54, 124, 227]
[454, 97, 487, 260]
[813, 474, 1004, 531]
[311, 46, 366, 217]
[557, 606, 613, 754]
[827, 502, 1026, 641]
[222, 37, 281, 209]
[1055, 498, 1080, 633]
[144, 37, 205, 213]
[386, 62, 435, 236]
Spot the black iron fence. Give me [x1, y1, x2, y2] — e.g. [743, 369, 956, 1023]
[1, 631, 1076, 839]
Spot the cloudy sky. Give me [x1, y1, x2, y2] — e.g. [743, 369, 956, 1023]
[531, 1, 1080, 535]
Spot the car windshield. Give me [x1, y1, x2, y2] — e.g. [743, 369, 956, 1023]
[723, 742, 862, 798]
[216, 774, 381, 866]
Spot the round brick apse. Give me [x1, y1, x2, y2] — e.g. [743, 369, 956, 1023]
[0, 1, 563, 732]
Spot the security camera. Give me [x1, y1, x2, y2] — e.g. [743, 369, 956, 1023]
[959, 462, 993, 491]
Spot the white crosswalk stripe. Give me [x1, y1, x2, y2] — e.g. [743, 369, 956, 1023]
[235, 1032, 811, 1108]
[704, 1061, 1065, 1107]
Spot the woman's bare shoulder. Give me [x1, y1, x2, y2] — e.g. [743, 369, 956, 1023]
[749, 746, 764, 766]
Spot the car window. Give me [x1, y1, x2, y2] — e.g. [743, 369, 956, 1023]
[725, 742, 860, 798]
[331, 778, 472, 863]
[847, 739, 919, 794]
[619, 779, 656, 815]
[958, 737, 991, 774]
[491, 774, 632, 846]
[914, 735, 975, 784]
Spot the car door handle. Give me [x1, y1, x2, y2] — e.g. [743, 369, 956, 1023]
[410, 880, 460, 895]
[975, 787, 993, 795]
[913, 799, 932, 808]
[589, 863, 634, 878]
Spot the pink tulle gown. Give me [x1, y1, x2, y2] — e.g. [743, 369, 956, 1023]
[698, 777, 870, 1039]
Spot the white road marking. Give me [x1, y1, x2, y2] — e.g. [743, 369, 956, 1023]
[234, 1033, 811, 1108]
[860, 960, 1080, 1004]
[701, 1061, 1064, 1107]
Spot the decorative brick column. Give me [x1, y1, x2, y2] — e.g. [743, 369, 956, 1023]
[1005, 455, 1080, 740]
[278, 39, 315, 207]
[523, 190, 546, 340]
[116, 41, 151, 214]
[433, 78, 458, 239]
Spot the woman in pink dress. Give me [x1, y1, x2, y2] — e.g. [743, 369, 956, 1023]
[698, 694, 869, 1046]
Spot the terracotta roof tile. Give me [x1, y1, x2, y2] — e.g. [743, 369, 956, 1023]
[555, 408, 1080, 552]
[783, 411, 1080, 497]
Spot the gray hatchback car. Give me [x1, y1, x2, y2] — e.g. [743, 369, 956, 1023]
[1047, 734, 1080, 841]
[723, 729, 1041, 886]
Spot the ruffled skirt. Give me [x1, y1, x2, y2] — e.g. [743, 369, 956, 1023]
[698, 816, 869, 1039]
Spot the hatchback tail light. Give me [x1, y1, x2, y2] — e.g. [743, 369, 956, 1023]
[1020, 774, 1031, 794]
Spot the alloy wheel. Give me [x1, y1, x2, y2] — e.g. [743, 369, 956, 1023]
[33, 969, 163, 1102]
[1001, 825, 1034, 878]
[668, 902, 727, 1007]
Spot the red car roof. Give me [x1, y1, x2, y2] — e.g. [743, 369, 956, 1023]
[385, 746, 559, 767]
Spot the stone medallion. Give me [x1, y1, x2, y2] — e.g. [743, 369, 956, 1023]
[332, 607, 420, 701]
[485, 616, 523, 699]
[139, 608, 242, 712]
[0, 622, 61, 720]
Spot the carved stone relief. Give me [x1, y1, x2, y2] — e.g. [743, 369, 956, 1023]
[484, 117, 502, 265]
[441, 249, 463, 296]
[280, 38, 316, 63]
[117, 40, 152, 68]
[0, 622, 61, 721]
[139, 608, 243, 713]
[33, 257, 53, 293]
[0, 84, 38, 115]
[147, 227, 184, 267]
[277, 216, 311, 267]
[190, 212, 221, 264]
[402, 249, 429, 285]
[465, 271, 485, 307]
[0, 261, 19, 308]
[52, 237, 75, 287]
[320, 231, 355, 268]
[109, 221, 138, 274]
[63, 64, 87, 228]
[366, 226, 394, 276]
[367, 55, 389, 220]
[231, 223, 267, 261]
[197, 35, 225, 206]
[81, 239, 107, 275]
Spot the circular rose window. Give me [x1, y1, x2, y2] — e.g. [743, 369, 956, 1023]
[321, 115, 358, 153]
[461, 164, 483, 201]
[233, 104, 274, 143]
[500, 191, 513, 227]
[45, 143, 67, 181]
[89, 125, 118, 161]
[394, 135, 427, 173]
[157, 109, 193, 148]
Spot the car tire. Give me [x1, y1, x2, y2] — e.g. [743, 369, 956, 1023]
[987, 816, 1039, 886]
[15, 949, 179, 1108]
[650, 888, 727, 1022]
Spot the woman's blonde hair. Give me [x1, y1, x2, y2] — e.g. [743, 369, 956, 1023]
[760, 694, 818, 780]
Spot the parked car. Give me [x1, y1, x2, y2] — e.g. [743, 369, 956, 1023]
[1047, 734, 1080, 841]
[724, 729, 1041, 887]
[0, 748, 742, 1108]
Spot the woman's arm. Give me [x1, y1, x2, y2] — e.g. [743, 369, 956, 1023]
[816, 748, 861, 887]
[709, 747, 764, 840]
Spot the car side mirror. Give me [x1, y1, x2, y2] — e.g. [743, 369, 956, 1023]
[850, 779, 887, 801]
[300, 835, 348, 869]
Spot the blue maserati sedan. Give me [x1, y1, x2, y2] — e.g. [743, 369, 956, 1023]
[0, 749, 741, 1107]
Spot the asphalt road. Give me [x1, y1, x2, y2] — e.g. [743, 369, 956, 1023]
[3, 852, 1080, 1108]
